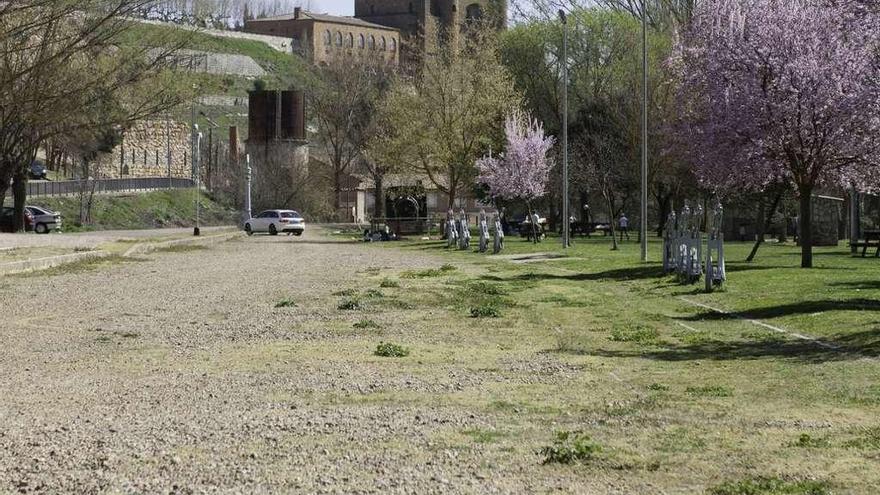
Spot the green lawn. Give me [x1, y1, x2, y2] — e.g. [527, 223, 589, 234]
[353, 232, 880, 493]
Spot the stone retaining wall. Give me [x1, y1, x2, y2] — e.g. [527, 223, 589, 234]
[98, 120, 191, 179]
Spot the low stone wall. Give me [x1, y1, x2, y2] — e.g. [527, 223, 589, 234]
[98, 120, 191, 179]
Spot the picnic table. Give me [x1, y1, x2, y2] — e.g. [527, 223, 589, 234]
[851, 229, 880, 257]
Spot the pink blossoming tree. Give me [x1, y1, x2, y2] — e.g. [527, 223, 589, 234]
[676, 0, 880, 268]
[478, 111, 556, 243]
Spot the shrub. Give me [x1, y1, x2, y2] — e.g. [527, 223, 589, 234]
[375, 342, 409, 357]
[538, 431, 602, 464]
[338, 298, 362, 310]
[275, 299, 297, 308]
[470, 305, 500, 318]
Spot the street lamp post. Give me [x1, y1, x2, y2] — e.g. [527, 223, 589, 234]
[193, 124, 202, 236]
[559, 9, 570, 249]
[640, 0, 649, 262]
[245, 153, 253, 221]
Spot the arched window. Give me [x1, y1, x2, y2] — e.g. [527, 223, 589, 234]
[368, 35, 375, 50]
[347, 33, 354, 48]
[358, 33, 365, 49]
[335, 31, 343, 46]
[379, 36, 386, 51]
[323, 30, 331, 46]
[390, 38, 397, 52]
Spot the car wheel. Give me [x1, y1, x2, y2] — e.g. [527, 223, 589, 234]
[35, 223, 48, 234]
[269, 224, 278, 236]
[245, 223, 253, 236]
[294, 231, 303, 236]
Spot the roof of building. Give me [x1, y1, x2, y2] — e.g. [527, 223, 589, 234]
[247, 11, 398, 31]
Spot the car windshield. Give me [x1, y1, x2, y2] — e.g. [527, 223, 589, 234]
[280, 212, 300, 218]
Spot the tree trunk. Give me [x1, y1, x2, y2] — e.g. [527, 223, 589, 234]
[12, 171, 27, 232]
[526, 201, 538, 244]
[604, 190, 618, 250]
[746, 189, 783, 262]
[373, 173, 385, 219]
[333, 168, 342, 210]
[656, 193, 672, 237]
[799, 188, 813, 268]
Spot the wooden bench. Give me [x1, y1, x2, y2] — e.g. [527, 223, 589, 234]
[850, 230, 880, 257]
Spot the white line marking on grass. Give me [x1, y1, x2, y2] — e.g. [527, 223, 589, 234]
[679, 297, 846, 352]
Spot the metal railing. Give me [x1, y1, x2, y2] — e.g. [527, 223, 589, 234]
[27, 177, 194, 197]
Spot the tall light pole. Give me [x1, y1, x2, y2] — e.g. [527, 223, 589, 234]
[640, 0, 649, 262]
[245, 153, 253, 221]
[193, 124, 202, 236]
[559, 9, 570, 249]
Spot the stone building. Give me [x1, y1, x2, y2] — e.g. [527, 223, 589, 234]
[97, 120, 192, 179]
[243, 8, 400, 65]
[354, 0, 506, 60]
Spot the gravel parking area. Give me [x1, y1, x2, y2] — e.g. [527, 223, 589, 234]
[1, 230, 575, 494]
[0, 226, 234, 250]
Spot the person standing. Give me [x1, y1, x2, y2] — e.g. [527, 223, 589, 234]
[618, 213, 630, 242]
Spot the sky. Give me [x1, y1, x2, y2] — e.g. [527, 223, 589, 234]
[311, 0, 354, 15]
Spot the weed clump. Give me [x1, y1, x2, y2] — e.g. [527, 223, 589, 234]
[380, 278, 400, 288]
[791, 433, 830, 448]
[647, 383, 670, 391]
[843, 426, 880, 450]
[375, 342, 409, 357]
[609, 324, 660, 344]
[401, 264, 457, 278]
[353, 319, 380, 329]
[275, 299, 297, 308]
[470, 305, 500, 318]
[338, 298, 362, 311]
[332, 289, 356, 297]
[538, 431, 602, 464]
[686, 385, 733, 398]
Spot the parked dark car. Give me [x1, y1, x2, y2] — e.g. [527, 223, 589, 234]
[0, 207, 34, 233]
[28, 161, 48, 180]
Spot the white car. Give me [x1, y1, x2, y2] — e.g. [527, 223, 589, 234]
[244, 210, 305, 236]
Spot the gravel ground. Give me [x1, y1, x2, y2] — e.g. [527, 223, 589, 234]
[0, 227, 234, 250]
[0, 230, 602, 494]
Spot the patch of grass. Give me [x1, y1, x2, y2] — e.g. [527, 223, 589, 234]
[464, 281, 508, 296]
[647, 383, 670, 391]
[155, 244, 209, 253]
[332, 289, 357, 297]
[790, 433, 830, 448]
[538, 431, 602, 464]
[363, 289, 384, 298]
[673, 330, 716, 344]
[374, 342, 409, 357]
[401, 264, 458, 278]
[116, 331, 140, 339]
[709, 477, 831, 495]
[537, 294, 589, 307]
[275, 299, 297, 308]
[379, 278, 400, 288]
[338, 298, 363, 311]
[842, 426, 880, 450]
[378, 298, 415, 310]
[741, 330, 787, 343]
[686, 385, 734, 398]
[353, 319, 380, 329]
[609, 324, 660, 345]
[462, 428, 505, 444]
[10, 255, 141, 278]
[470, 305, 500, 318]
